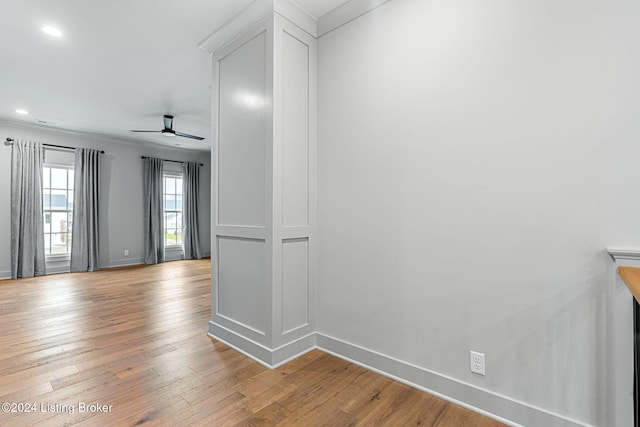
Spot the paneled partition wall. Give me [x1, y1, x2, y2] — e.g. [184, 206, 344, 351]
[202, 2, 317, 367]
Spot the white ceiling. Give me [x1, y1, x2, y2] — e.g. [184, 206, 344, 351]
[0, 0, 350, 151]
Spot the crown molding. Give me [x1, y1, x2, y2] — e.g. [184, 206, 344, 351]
[317, 0, 391, 37]
[199, 0, 317, 54]
[607, 247, 640, 262]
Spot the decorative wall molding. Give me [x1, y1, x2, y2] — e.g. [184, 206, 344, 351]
[607, 246, 640, 261]
[209, 321, 316, 368]
[199, 0, 317, 54]
[274, 0, 317, 36]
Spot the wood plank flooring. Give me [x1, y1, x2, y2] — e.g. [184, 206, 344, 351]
[0, 260, 505, 426]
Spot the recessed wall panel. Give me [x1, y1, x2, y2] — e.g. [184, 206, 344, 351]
[282, 238, 309, 333]
[218, 237, 265, 333]
[282, 32, 309, 227]
[218, 32, 267, 227]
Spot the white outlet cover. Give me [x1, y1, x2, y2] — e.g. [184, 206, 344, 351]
[470, 351, 486, 375]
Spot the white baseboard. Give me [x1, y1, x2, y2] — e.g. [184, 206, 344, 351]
[0, 270, 11, 280]
[108, 257, 144, 268]
[208, 321, 316, 368]
[315, 333, 593, 427]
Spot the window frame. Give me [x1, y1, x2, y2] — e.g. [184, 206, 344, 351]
[43, 163, 74, 259]
[163, 172, 183, 249]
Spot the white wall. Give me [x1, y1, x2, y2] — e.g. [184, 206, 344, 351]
[0, 121, 211, 277]
[317, 0, 640, 425]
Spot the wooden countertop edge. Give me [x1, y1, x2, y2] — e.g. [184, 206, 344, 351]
[618, 267, 640, 304]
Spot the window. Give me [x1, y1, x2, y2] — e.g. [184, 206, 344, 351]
[43, 166, 74, 255]
[163, 175, 183, 247]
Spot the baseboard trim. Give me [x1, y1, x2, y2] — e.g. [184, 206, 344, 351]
[0, 270, 11, 280]
[316, 333, 592, 427]
[108, 258, 144, 268]
[208, 321, 316, 368]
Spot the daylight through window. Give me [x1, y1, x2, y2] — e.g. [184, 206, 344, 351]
[163, 176, 183, 247]
[43, 166, 74, 255]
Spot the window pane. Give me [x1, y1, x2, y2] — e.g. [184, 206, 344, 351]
[50, 233, 67, 254]
[43, 165, 73, 256]
[44, 233, 51, 254]
[51, 190, 67, 209]
[164, 229, 175, 246]
[165, 177, 175, 194]
[67, 190, 74, 209]
[43, 213, 51, 233]
[176, 179, 183, 195]
[43, 167, 50, 188]
[51, 212, 69, 234]
[176, 229, 182, 245]
[165, 195, 176, 211]
[43, 190, 51, 210]
[166, 213, 175, 228]
[176, 212, 183, 229]
[51, 168, 67, 189]
[176, 195, 182, 211]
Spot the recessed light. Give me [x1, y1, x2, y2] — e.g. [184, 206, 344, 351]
[42, 26, 63, 37]
[16, 109, 29, 115]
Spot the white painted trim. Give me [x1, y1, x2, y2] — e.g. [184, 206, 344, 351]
[209, 321, 315, 368]
[607, 246, 640, 261]
[216, 313, 267, 336]
[0, 271, 11, 280]
[199, 0, 273, 53]
[199, 0, 317, 55]
[316, 333, 594, 427]
[108, 257, 144, 268]
[317, 0, 391, 37]
[271, 332, 316, 368]
[209, 323, 274, 369]
[273, 0, 317, 37]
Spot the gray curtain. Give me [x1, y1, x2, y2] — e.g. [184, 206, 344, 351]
[70, 148, 100, 272]
[10, 140, 46, 279]
[182, 161, 201, 260]
[143, 157, 165, 264]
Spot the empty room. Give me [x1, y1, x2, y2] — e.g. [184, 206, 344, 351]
[1, 0, 639, 426]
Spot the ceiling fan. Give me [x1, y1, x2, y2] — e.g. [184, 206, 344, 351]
[131, 115, 205, 140]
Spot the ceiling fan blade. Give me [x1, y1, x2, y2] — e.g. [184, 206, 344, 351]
[175, 131, 205, 140]
[163, 115, 174, 131]
[130, 130, 162, 133]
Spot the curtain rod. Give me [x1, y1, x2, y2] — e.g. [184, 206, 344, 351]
[5, 137, 105, 154]
[141, 156, 203, 167]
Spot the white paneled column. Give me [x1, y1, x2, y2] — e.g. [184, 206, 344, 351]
[202, 0, 316, 368]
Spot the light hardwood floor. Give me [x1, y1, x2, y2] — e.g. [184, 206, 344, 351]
[0, 260, 505, 426]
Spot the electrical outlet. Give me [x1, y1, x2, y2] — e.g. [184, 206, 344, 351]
[124, 249, 129, 257]
[470, 351, 485, 375]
